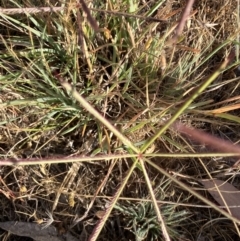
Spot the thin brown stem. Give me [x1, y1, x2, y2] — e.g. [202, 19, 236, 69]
[173, 121, 240, 155]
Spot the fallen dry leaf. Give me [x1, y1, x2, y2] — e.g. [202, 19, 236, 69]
[0, 221, 78, 241]
[199, 179, 240, 220]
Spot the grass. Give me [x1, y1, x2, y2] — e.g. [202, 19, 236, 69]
[1, 0, 240, 240]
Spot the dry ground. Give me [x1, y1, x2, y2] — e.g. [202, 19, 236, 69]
[1, 0, 240, 240]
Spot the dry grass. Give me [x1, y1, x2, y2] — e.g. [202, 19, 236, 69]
[0, 0, 240, 240]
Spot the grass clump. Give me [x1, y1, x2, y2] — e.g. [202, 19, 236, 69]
[1, 0, 240, 241]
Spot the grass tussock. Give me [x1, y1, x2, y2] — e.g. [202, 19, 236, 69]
[1, 0, 240, 240]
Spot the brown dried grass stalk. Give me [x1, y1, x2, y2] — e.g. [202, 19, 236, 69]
[0, 7, 64, 14]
